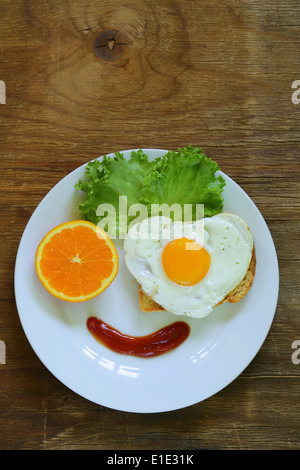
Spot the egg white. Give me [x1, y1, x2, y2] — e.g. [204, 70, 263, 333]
[123, 214, 253, 318]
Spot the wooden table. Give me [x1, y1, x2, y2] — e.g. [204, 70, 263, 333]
[1, 0, 299, 450]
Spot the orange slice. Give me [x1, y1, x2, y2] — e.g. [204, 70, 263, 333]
[35, 220, 119, 302]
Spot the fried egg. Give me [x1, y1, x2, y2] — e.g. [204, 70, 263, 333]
[123, 214, 254, 318]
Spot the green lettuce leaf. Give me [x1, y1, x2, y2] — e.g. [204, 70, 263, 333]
[75, 150, 153, 236]
[75, 146, 226, 237]
[140, 146, 225, 219]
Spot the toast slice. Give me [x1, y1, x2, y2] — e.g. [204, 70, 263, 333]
[139, 246, 256, 313]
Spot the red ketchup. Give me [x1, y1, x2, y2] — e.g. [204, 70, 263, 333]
[87, 317, 190, 358]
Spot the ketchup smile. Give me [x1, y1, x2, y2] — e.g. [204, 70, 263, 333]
[87, 317, 190, 358]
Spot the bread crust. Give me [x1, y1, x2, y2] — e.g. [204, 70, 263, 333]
[139, 246, 256, 313]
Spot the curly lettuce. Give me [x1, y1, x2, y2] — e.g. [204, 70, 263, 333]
[75, 150, 153, 236]
[140, 146, 225, 218]
[75, 146, 225, 237]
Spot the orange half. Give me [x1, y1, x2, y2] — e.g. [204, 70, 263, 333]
[35, 220, 119, 302]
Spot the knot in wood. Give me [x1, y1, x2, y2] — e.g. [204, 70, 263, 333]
[93, 30, 129, 61]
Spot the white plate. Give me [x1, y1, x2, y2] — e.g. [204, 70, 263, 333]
[14, 149, 279, 413]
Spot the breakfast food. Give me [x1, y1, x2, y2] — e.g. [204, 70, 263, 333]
[35, 220, 119, 302]
[124, 214, 255, 318]
[71, 146, 256, 319]
[139, 248, 256, 312]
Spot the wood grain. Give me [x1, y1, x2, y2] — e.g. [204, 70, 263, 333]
[1, 0, 300, 450]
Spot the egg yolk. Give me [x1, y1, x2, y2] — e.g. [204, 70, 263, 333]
[162, 237, 211, 286]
